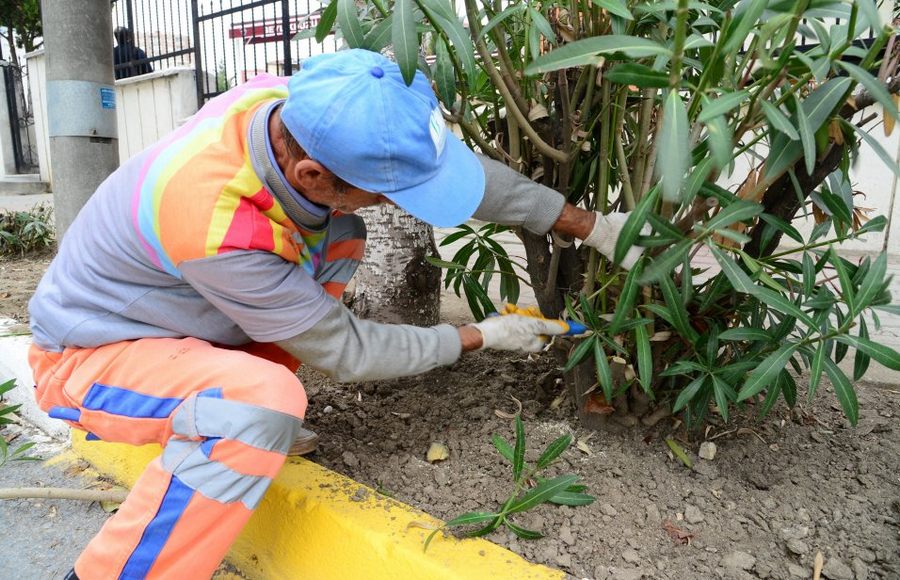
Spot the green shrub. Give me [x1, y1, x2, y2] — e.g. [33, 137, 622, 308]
[0, 203, 55, 256]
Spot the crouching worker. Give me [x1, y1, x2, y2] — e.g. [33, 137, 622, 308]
[29, 49, 642, 579]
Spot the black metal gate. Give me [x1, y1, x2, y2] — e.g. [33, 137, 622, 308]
[112, 0, 337, 107]
[2, 61, 37, 173]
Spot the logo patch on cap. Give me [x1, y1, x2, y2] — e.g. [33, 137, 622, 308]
[428, 107, 447, 158]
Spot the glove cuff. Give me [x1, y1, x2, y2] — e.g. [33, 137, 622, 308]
[583, 213, 616, 257]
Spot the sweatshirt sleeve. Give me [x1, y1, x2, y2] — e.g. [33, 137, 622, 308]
[472, 154, 566, 234]
[276, 299, 462, 382]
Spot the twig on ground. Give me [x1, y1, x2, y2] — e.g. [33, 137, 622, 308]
[0, 487, 129, 502]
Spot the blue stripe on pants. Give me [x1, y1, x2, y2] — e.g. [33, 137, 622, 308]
[83, 384, 183, 418]
[119, 475, 193, 579]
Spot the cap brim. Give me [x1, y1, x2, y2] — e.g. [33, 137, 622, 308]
[382, 135, 485, 228]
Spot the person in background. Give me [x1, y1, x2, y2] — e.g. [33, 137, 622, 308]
[113, 26, 152, 80]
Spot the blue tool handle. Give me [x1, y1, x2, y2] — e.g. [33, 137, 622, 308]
[486, 311, 587, 336]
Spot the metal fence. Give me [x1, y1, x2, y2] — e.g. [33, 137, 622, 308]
[111, 0, 338, 105]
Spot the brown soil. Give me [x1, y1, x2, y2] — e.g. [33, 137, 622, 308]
[0, 251, 52, 331]
[6, 254, 900, 579]
[300, 353, 900, 580]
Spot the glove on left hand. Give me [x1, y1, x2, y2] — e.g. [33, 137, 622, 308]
[582, 211, 650, 270]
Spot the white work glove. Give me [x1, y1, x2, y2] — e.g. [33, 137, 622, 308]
[582, 211, 650, 270]
[471, 314, 568, 353]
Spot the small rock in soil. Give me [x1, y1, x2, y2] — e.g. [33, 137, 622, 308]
[559, 525, 575, 546]
[699, 441, 717, 460]
[323, 405, 333, 414]
[785, 539, 808, 555]
[342, 451, 359, 468]
[433, 468, 450, 486]
[787, 563, 807, 578]
[601, 503, 619, 517]
[554, 552, 572, 568]
[822, 557, 854, 580]
[621, 549, 641, 565]
[685, 505, 704, 524]
[850, 558, 868, 580]
[645, 504, 661, 524]
[612, 568, 643, 580]
[720, 551, 756, 571]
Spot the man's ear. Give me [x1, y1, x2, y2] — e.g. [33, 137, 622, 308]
[289, 159, 333, 195]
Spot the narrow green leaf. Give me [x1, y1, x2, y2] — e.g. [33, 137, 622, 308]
[508, 475, 580, 514]
[822, 357, 859, 425]
[362, 14, 394, 52]
[665, 437, 694, 469]
[505, 520, 544, 539]
[673, 375, 707, 413]
[706, 115, 733, 170]
[853, 318, 871, 381]
[698, 91, 750, 123]
[513, 415, 526, 482]
[564, 336, 596, 373]
[420, 0, 477, 90]
[425, 256, 465, 270]
[528, 8, 557, 45]
[336, 0, 365, 47]
[737, 342, 799, 402]
[710, 246, 816, 328]
[548, 491, 596, 506]
[835, 335, 900, 371]
[719, 327, 772, 342]
[445, 511, 501, 527]
[854, 253, 887, 315]
[639, 239, 692, 285]
[659, 275, 700, 342]
[760, 100, 799, 140]
[837, 61, 899, 120]
[854, 0, 882, 31]
[722, 0, 768, 54]
[610, 262, 643, 334]
[712, 375, 734, 422]
[635, 324, 653, 394]
[593, 339, 614, 402]
[591, 0, 634, 20]
[392, 0, 418, 85]
[758, 369, 784, 417]
[481, 4, 526, 38]
[759, 212, 803, 244]
[536, 434, 572, 469]
[491, 434, 515, 463]
[844, 120, 900, 179]
[606, 63, 669, 88]
[433, 36, 456, 109]
[802, 252, 816, 298]
[766, 78, 853, 181]
[704, 201, 763, 233]
[795, 93, 816, 176]
[315, 1, 338, 43]
[615, 187, 659, 265]
[525, 36, 671, 75]
[656, 91, 690, 202]
[828, 249, 856, 315]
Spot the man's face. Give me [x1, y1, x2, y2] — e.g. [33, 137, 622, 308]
[302, 178, 391, 214]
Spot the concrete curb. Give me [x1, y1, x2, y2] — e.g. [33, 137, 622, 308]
[72, 432, 564, 580]
[0, 325, 68, 439]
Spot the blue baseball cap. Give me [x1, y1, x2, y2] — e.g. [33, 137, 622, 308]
[281, 49, 485, 227]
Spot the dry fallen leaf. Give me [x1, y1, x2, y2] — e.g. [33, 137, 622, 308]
[390, 412, 411, 419]
[662, 519, 694, 545]
[426, 442, 450, 463]
[406, 520, 439, 532]
[584, 393, 615, 415]
[99, 500, 121, 513]
[575, 440, 593, 456]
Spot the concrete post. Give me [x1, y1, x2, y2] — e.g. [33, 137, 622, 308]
[42, 0, 119, 238]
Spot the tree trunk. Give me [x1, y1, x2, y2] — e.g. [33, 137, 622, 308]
[348, 204, 441, 325]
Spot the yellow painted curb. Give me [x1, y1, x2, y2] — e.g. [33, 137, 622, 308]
[72, 431, 565, 580]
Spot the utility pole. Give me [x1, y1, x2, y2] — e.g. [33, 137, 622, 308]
[42, 0, 119, 238]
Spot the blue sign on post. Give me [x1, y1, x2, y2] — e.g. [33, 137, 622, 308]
[100, 87, 116, 110]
